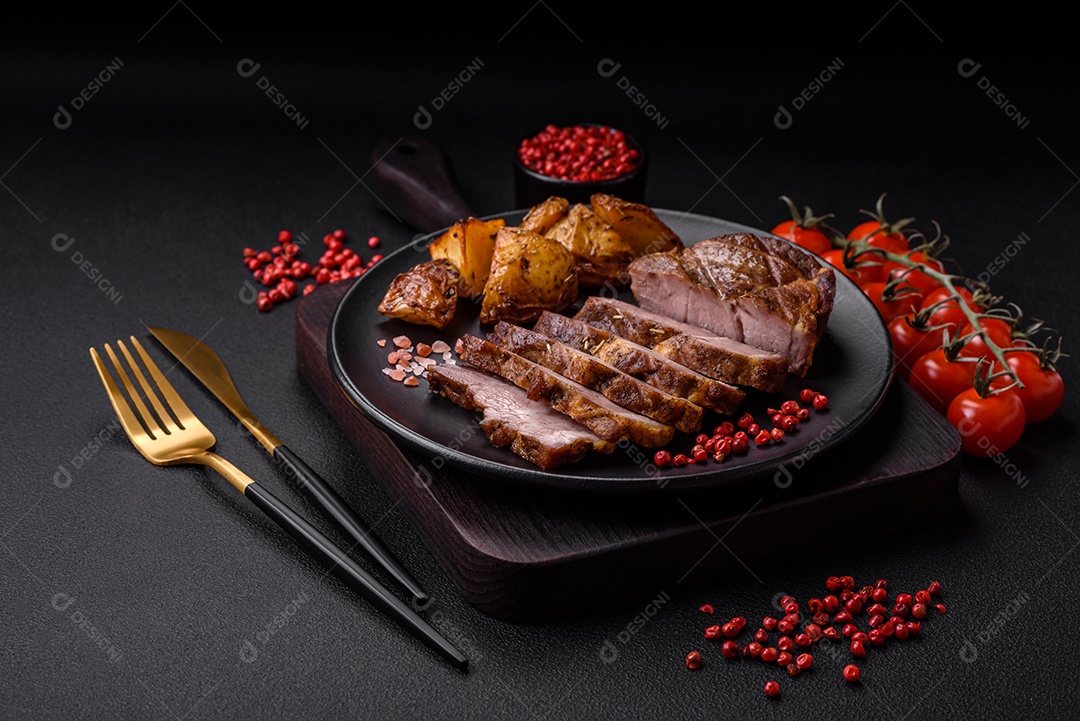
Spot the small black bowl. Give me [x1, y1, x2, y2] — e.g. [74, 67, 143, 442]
[512, 123, 648, 208]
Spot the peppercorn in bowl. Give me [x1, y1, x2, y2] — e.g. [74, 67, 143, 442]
[513, 123, 648, 208]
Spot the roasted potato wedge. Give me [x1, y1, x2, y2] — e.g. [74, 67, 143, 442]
[519, 196, 569, 235]
[480, 227, 578, 325]
[428, 216, 505, 296]
[377, 259, 461, 329]
[590, 193, 682, 258]
[544, 203, 635, 286]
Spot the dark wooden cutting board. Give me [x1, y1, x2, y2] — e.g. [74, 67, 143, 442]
[296, 280, 961, 623]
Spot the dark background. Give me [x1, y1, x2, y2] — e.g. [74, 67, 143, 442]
[3, 7, 1078, 720]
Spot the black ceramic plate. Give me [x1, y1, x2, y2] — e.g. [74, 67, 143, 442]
[329, 210, 894, 492]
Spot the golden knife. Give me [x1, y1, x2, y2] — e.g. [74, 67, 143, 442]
[147, 325, 429, 606]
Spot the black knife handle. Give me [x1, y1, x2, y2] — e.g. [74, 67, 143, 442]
[243, 482, 466, 670]
[272, 444, 429, 605]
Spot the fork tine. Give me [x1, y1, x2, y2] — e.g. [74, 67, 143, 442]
[90, 347, 150, 443]
[117, 339, 180, 433]
[104, 342, 165, 439]
[129, 336, 197, 427]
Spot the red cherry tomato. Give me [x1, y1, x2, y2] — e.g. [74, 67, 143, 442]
[848, 221, 910, 254]
[957, 318, 1015, 362]
[883, 252, 945, 296]
[889, 316, 943, 380]
[1005, 352, 1065, 423]
[946, 385, 1026, 457]
[822, 249, 881, 285]
[969, 317, 1013, 346]
[919, 286, 979, 332]
[772, 220, 833, 256]
[861, 282, 923, 322]
[908, 348, 977, 415]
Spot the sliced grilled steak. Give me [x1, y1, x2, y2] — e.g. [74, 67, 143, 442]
[574, 297, 787, 393]
[458, 334, 675, 447]
[532, 311, 745, 415]
[487, 321, 704, 433]
[628, 234, 835, 376]
[426, 364, 614, 469]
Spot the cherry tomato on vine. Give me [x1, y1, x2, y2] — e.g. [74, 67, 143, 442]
[908, 348, 977, 415]
[772, 220, 833, 256]
[957, 318, 1015, 362]
[883, 252, 945, 296]
[772, 197, 835, 256]
[919, 286, 979, 331]
[946, 385, 1026, 457]
[822, 249, 881, 285]
[848, 194, 913, 253]
[1006, 352, 1065, 423]
[861, 282, 923, 322]
[849, 221, 910, 254]
[889, 316, 944, 379]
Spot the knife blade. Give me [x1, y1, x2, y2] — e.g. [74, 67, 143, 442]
[147, 324, 430, 606]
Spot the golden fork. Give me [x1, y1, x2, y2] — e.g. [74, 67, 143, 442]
[90, 336, 467, 670]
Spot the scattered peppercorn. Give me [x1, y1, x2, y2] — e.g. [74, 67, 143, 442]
[242, 228, 385, 313]
[654, 388, 839, 469]
[683, 575, 948, 698]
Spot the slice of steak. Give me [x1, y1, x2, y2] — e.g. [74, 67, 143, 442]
[532, 311, 745, 415]
[628, 234, 835, 376]
[574, 297, 788, 393]
[487, 321, 704, 433]
[426, 364, 614, 469]
[458, 334, 675, 447]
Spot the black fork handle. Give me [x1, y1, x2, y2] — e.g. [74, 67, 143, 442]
[272, 444, 429, 606]
[243, 482, 467, 671]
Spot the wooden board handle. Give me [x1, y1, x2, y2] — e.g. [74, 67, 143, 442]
[369, 136, 476, 234]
